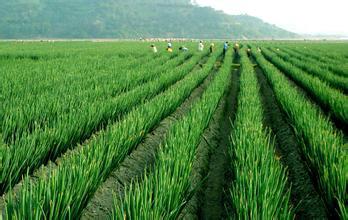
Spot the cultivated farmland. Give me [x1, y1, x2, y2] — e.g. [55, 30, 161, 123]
[0, 41, 347, 219]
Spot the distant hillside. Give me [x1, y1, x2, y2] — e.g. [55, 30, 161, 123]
[0, 0, 298, 39]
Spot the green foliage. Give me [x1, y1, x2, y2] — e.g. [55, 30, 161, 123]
[1, 41, 347, 219]
[252, 48, 347, 218]
[264, 42, 348, 78]
[3, 46, 219, 219]
[229, 49, 293, 219]
[261, 48, 348, 125]
[279, 47, 348, 78]
[0, 51, 203, 194]
[112, 49, 230, 219]
[267, 47, 348, 93]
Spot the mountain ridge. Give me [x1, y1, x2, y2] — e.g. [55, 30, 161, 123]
[0, 0, 299, 39]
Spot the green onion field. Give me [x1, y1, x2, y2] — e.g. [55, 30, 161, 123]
[0, 41, 347, 219]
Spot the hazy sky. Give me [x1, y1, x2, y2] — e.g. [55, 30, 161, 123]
[194, 0, 348, 35]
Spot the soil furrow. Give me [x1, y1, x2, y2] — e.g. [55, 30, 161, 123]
[180, 82, 225, 220]
[180, 54, 240, 220]
[81, 55, 218, 219]
[199, 57, 239, 220]
[251, 57, 328, 219]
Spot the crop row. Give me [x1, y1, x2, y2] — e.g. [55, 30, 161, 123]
[111, 48, 233, 220]
[0, 51, 208, 195]
[0, 51, 162, 132]
[252, 48, 347, 218]
[0, 46, 169, 101]
[261, 48, 348, 125]
[1, 51, 184, 143]
[229, 49, 293, 219]
[272, 44, 343, 64]
[296, 46, 348, 63]
[267, 47, 348, 93]
[3, 51, 220, 219]
[0, 42, 153, 61]
[283, 47, 348, 78]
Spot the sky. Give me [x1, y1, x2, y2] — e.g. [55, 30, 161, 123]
[194, 0, 348, 36]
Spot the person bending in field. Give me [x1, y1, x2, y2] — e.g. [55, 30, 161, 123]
[233, 42, 240, 54]
[150, 44, 158, 53]
[209, 43, 215, 54]
[223, 41, 229, 57]
[247, 48, 251, 57]
[179, 46, 189, 52]
[167, 42, 173, 52]
[167, 42, 172, 49]
[198, 40, 204, 51]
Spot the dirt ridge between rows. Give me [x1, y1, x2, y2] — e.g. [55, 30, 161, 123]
[251, 56, 328, 219]
[199, 56, 240, 220]
[180, 54, 240, 219]
[81, 55, 217, 219]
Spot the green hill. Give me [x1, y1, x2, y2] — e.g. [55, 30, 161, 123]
[0, 0, 298, 39]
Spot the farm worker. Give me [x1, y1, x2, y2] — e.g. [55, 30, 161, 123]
[167, 42, 173, 52]
[257, 47, 262, 53]
[209, 43, 215, 54]
[233, 42, 240, 54]
[223, 42, 229, 57]
[247, 48, 251, 57]
[150, 44, 158, 53]
[179, 46, 189, 52]
[198, 41, 204, 51]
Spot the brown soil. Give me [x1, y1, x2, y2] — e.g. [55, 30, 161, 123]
[180, 54, 240, 220]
